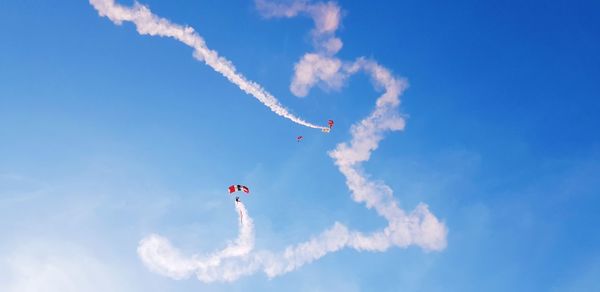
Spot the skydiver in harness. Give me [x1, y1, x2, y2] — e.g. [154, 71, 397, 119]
[235, 196, 243, 223]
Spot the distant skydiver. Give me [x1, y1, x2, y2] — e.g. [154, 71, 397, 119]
[322, 119, 334, 133]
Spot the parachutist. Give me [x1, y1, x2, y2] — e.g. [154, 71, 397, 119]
[228, 185, 249, 204]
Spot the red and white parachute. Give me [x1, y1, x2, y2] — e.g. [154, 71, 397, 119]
[321, 120, 334, 133]
[228, 185, 250, 194]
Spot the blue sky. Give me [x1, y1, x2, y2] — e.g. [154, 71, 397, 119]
[1, 0, 599, 291]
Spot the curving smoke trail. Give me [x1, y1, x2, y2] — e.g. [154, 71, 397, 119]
[256, 0, 346, 97]
[137, 202, 256, 282]
[135, 59, 447, 282]
[90, 0, 448, 283]
[89, 0, 327, 130]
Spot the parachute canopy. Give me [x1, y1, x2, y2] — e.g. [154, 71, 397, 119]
[322, 128, 330, 133]
[328, 120, 334, 128]
[228, 184, 249, 194]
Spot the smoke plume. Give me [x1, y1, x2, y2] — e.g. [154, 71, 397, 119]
[90, 0, 327, 130]
[89, 0, 448, 283]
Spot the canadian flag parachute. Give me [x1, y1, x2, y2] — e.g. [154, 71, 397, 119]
[228, 185, 250, 194]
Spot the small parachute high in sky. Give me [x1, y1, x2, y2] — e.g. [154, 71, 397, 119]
[321, 120, 334, 133]
[228, 185, 250, 194]
[297, 136, 303, 142]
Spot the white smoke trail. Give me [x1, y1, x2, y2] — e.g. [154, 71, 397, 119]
[89, 0, 327, 130]
[90, 0, 449, 283]
[135, 58, 447, 282]
[255, 0, 342, 54]
[137, 202, 256, 282]
[255, 0, 346, 97]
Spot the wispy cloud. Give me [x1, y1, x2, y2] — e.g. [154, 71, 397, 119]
[3, 240, 129, 292]
[90, 0, 447, 283]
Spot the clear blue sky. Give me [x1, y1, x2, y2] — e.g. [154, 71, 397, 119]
[1, 0, 599, 291]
